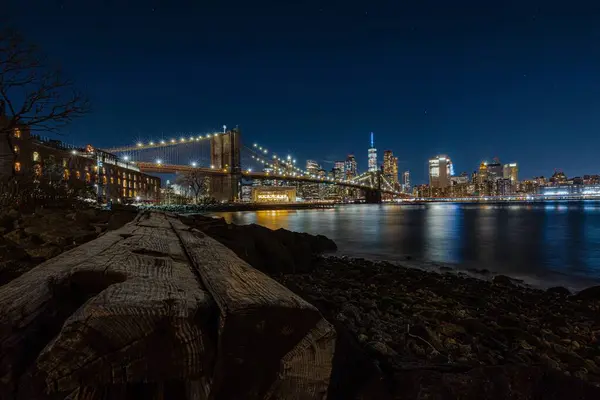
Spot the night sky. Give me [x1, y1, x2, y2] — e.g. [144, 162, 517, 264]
[6, 1, 600, 183]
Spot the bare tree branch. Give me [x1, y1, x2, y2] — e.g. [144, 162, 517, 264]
[0, 27, 90, 181]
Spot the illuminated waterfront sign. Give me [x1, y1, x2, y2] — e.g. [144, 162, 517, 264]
[257, 193, 290, 201]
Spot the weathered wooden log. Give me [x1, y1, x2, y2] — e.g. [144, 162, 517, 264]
[170, 216, 336, 399]
[0, 212, 216, 399]
[0, 211, 335, 399]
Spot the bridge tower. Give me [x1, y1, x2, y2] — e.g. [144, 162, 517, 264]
[364, 171, 382, 203]
[210, 127, 241, 202]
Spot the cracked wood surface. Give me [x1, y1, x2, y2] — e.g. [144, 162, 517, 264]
[0, 211, 335, 399]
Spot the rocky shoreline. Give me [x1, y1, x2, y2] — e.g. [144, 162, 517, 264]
[0, 205, 137, 285]
[182, 213, 600, 399]
[3, 209, 600, 398]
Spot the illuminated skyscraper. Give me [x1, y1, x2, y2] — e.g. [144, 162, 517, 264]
[429, 155, 453, 188]
[368, 132, 377, 172]
[345, 154, 357, 178]
[403, 171, 411, 193]
[487, 157, 503, 179]
[503, 163, 518, 184]
[306, 160, 320, 177]
[333, 161, 345, 179]
[383, 150, 399, 187]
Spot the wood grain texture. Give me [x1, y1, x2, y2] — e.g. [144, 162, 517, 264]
[170, 216, 335, 400]
[0, 211, 335, 399]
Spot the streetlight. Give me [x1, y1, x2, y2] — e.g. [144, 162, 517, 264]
[123, 155, 129, 161]
[191, 162, 197, 167]
[137, 142, 143, 147]
[71, 150, 77, 155]
[156, 159, 162, 165]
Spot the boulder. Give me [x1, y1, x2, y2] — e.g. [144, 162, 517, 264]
[492, 275, 514, 286]
[195, 220, 337, 274]
[575, 285, 600, 300]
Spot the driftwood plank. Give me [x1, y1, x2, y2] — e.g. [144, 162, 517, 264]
[170, 217, 336, 399]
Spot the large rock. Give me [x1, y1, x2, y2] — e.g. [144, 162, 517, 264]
[186, 215, 337, 274]
[576, 285, 600, 300]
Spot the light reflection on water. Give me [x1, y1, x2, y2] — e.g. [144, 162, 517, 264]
[212, 202, 600, 287]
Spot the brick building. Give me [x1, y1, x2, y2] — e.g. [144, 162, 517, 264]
[2, 122, 160, 203]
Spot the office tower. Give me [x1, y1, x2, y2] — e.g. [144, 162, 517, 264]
[345, 154, 357, 178]
[429, 155, 453, 188]
[333, 161, 345, 179]
[487, 157, 503, 179]
[403, 171, 410, 193]
[503, 163, 519, 185]
[383, 150, 399, 184]
[306, 160, 320, 176]
[368, 132, 377, 172]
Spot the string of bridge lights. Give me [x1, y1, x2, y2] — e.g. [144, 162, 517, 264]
[134, 132, 225, 149]
[249, 142, 396, 191]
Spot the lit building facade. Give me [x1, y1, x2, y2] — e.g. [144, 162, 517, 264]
[382, 150, 399, 185]
[368, 132, 377, 172]
[252, 186, 297, 203]
[429, 155, 453, 189]
[3, 123, 160, 202]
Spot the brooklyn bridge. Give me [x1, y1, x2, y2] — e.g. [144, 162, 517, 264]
[101, 127, 410, 203]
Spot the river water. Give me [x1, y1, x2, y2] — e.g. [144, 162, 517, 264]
[213, 202, 600, 290]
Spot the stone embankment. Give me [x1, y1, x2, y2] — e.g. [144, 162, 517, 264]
[0, 211, 335, 399]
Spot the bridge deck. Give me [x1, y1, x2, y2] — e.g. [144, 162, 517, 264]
[0, 212, 335, 399]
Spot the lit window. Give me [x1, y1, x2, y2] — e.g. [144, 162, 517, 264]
[62, 158, 67, 167]
[34, 164, 42, 176]
[63, 169, 70, 180]
[102, 176, 107, 184]
[85, 173, 91, 183]
[32, 152, 40, 162]
[13, 145, 19, 154]
[110, 177, 114, 184]
[76, 171, 81, 179]
[13, 128, 21, 138]
[118, 178, 121, 184]
[14, 162, 21, 172]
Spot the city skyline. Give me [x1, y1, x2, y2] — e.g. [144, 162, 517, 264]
[6, 1, 600, 183]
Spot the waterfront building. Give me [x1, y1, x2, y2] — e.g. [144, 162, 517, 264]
[539, 184, 600, 197]
[368, 132, 378, 172]
[3, 123, 160, 203]
[549, 170, 568, 185]
[252, 186, 297, 203]
[429, 155, 453, 189]
[495, 178, 513, 196]
[584, 175, 600, 185]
